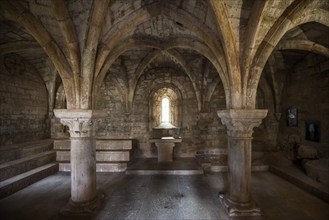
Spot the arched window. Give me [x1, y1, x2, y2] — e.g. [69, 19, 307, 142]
[150, 87, 180, 129]
[161, 97, 170, 123]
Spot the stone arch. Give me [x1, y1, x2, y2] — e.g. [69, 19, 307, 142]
[0, 0, 76, 108]
[209, 0, 242, 108]
[276, 39, 329, 58]
[148, 83, 184, 131]
[246, 7, 329, 108]
[96, 1, 225, 79]
[245, 10, 329, 108]
[93, 37, 230, 109]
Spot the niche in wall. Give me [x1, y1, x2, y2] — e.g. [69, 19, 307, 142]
[149, 84, 183, 137]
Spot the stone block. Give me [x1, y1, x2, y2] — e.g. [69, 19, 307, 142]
[96, 151, 130, 162]
[96, 139, 132, 150]
[59, 162, 127, 172]
[303, 159, 329, 186]
[56, 151, 70, 161]
[58, 150, 131, 162]
[96, 163, 127, 172]
[58, 163, 71, 172]
[0, 151, 56, 181]
[53, 139, 70, 150]
[298, 145, 318, 159]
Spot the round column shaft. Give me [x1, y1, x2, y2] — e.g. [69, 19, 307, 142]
[218, 109, 268, 216]
[70, 137, 96, 202]
[54, 109, 106, 216]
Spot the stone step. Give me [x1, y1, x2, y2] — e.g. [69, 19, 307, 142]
[0, 163, 58, 199]
[125, 169, 204, 175]
[201, 164, 269, 172]
[59, 162, 127, 172]
[0, 151, 56, 181]
[270, 165, 329, 203]
[0, 139, 53, 164]
[96, 139, 133, 150]
[53, 139, 133, 151]
[56, 151, 130, 162]
[96, 151, 130, 162]
[125, 158, 204, 175]
[53, 139, 70, 150]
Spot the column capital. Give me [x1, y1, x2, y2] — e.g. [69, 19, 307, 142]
[217, 109, 268, 138]
[54, 109, 107, 138]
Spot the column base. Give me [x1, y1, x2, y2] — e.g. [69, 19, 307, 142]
[219, 194, 261, 217]
[60, 193, 105, 217]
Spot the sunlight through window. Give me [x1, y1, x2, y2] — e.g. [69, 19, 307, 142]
[161, 97, 170, 123]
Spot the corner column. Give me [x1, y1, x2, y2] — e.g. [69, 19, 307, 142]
[217, 109, 267, 216]
[54, 109, 106, 216]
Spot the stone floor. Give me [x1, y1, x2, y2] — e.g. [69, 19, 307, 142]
[0, 171, 328, 220]
[126, 158, 204, 175]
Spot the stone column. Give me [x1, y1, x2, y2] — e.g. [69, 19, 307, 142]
[54, 109, 106, 216]
[217, 109, 268, 216]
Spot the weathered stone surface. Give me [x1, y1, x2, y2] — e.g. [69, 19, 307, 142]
[0, 55, 49, 147]
[298, 145, 318, 159]
[303, 159, 329, 186]
[218, 109, 267, 216]
[0, 0, 328, 217]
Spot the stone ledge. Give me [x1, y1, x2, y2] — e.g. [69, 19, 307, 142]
[0, 151, 56, 181]
[201, 164, 269, 173]
[0, 139, 53, 163]
[125, 169, 203, 175]
[270, 165, 329, 203]
[0, 163, 58, 199]
[53, 139, 133, 150]
[59, 162, 128, 172]
[56, 151, 131, 162]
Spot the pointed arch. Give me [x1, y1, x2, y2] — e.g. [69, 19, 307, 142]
[51, 0, 80, 108]
[0, 41, 41, 55]
[95, 2, 225, 84]
[276, 39, 329, 58]
[209, 0, 241, 108]
[246, 0, 328, 108]
[127, 50, 162, 112]
[80, 0, 110, 109]
[0, 0, 76, 108]
[93, 37, 230, 109]
[241, 0, 268, 101]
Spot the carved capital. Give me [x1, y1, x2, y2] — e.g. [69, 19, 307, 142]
[217, 109, 268, 138]
[54, 109, 107, 138]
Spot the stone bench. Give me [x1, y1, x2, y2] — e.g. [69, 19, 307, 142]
[54, 138, 134, 172]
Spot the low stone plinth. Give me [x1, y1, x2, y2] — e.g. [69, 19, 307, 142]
[150, 137, 182, 162]
[54, 139, 133, 172]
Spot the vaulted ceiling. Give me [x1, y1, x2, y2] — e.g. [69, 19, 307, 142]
[0, 0, 328, 111]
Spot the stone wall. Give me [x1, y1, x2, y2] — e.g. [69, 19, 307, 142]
[95, 68, 228, 159]
[277, 54, 329, 158]
[0, 54, 49, 147]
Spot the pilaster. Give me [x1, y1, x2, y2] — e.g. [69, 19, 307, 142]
[217, 109, 268, 216]
[54, 109, 106, 217]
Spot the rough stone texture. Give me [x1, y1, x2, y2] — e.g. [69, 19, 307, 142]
[303, 159, 329, 186]
[218, 109, 268, 216]
[298, 145, 318, 159]
[0, 55, 49, 147]
[94, 66, 228, 159]
[0, 0, 328, 217]
[277, 54, 329, 158]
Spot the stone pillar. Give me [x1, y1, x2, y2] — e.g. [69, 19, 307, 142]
[217, 109, 268, 216]
[54, 109, 106, 216]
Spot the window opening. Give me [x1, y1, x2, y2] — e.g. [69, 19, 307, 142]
[161, 97, 170, 123]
